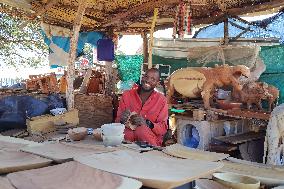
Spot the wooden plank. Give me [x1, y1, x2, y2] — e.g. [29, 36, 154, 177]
[0, 177, 15, 189]
[26, 109, 79, 134]
[221, 160, 284, 186]
[7, 161, 142, 189]
[21, 142, 114, 163]
[75, 150, 223, 189]
[214, 131, 266, 145]
[163, 144, 229, 162]
[66, 0, 88, 110]
[0, 151, 52, 174]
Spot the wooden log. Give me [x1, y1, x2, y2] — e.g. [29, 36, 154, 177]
[66, 0, 88, 110]
[79, 68, 92, 94]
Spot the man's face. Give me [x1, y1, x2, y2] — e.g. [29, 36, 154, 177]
[141, 70, 160, 92]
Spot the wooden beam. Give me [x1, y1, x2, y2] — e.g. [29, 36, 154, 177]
[103, 0, 179, 27]
[142, 32, 149, 63]
[227, 0, 284, 16]
[66, 0, 88, 110]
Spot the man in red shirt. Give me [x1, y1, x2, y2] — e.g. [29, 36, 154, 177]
[115, 68, 168, 146]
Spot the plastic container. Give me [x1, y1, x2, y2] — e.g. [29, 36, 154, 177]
[103, 134, 124, 146]
[50, 108, 67, 115]
[213, 173, 260, 189]
[101, 123, 125, 136]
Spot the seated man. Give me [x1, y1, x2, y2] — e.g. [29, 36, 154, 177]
[115, 68, 168, 146]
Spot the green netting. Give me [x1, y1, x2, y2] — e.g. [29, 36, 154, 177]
[115, 55, 143, 82]
[260, 45, 284, 73]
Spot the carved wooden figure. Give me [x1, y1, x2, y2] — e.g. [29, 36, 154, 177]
[167, 64, 250, 109]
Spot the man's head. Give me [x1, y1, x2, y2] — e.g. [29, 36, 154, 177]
[141, 68, 160, 92]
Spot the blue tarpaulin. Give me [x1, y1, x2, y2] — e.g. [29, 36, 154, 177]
[0, 94, 65, 132]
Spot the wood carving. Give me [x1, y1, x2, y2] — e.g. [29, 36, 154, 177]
[26, 72, 59, 93]
[232, 82, 279, 111]
[167, 64, 250, 109]
[59, 71, 67, 93]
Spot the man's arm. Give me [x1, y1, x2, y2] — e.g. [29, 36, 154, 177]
[151, 100, 169, 136]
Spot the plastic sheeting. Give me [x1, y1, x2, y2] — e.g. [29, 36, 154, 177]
[194, 11, 284, 44]
[41, 23, 103, 66]
[0, 94, 65, 132]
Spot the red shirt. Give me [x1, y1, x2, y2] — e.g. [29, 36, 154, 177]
[115, 88, 168, 137]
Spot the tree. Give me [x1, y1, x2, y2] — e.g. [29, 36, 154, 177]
[0, 12, 48, 69]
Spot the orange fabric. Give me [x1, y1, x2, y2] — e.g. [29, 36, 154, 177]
[116, 88, 168, 146]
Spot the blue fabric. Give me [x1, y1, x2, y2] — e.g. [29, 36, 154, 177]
[97, 39, 115, 61]
[42, 31, 103, 57]
[182, 126, 200, 148]
[194, 11, 284, 44]
[0, 95, 66, 131]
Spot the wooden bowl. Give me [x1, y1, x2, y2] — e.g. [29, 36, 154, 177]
[213, 173, 260, 189]
[217, 100, 242, 110]
[68, 127, 88, 141]
[93, 128, 102, 141]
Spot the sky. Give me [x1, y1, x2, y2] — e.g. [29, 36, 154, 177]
[0, 13, 278, 80]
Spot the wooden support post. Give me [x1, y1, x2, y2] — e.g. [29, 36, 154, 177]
[142, 32, 149, 63]
[148, 8, 159, 69]
[104, 61, 114, 96]
[223, 16, 229, 45]
[66, 0, 88, 110]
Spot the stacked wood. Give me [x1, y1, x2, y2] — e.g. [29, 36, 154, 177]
[74, 93, 113, 128]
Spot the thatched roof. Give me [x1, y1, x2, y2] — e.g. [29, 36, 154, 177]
[1, 0, 284, 33]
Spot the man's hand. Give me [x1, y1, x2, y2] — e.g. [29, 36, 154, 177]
[120, 109, 131, 124]
[129, 114, 146, 126]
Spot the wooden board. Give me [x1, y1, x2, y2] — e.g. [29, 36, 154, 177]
[0, 136, 41, 151]
[214, 131, 266, 144]
[7, 161, 142, 189]
[0, 151, 52, 174]
[75, 150, 223, 189]
[21, 142, 113, 163]
[0, 177, 15, 189]
[26, 109, 79, 134]
[221, 160, 284, 186]
[163, 144, 229, 162]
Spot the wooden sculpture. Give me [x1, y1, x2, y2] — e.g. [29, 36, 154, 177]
[59, 71, 67, 93]
[233, 82, 279, 111]
[26, 73, 59, 93]
[167, 64, 250, 109]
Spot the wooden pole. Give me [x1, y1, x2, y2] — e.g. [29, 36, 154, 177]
[66, 0, 88, 110]
[148, 8, 159, 69]
[223, 16, 229, 45]
[105, 61, 114, 96]
[141, 32, 149, 63]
